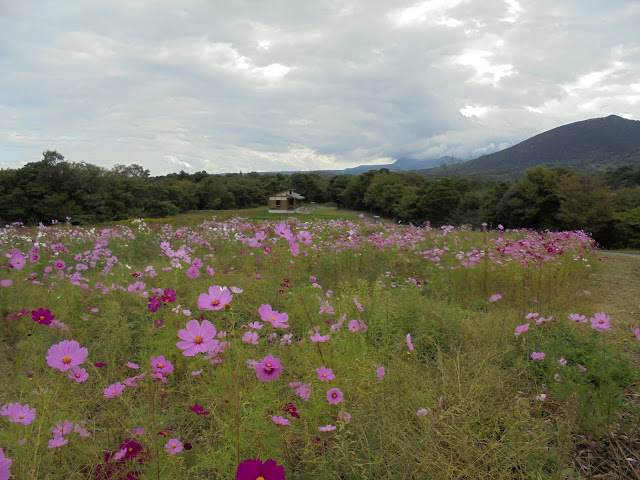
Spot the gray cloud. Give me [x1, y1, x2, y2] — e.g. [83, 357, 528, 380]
[1, 0, 638, 174]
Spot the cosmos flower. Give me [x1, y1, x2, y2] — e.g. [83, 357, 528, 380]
[176, 319, 219, 356]
[318, 424, 336, 432]
[256, 355, 282, 382]
[530, 352, 546, 360]
[258, 304, 290, 329]
[514, 324, 530, 336]
[326, 388, 343, 405]
[1, 403, 36, 425]
[272, 416, 290, 426]
[165, 438, 183, 455]
[317, 366, 335, 382]
[103, 383, 125, 398]
[197, 286, 232, 311]
[235, 459, 286, 480]
[46, 340, 88, 372]
[590, 312, 611, 332]
[32, 308, 54, 325]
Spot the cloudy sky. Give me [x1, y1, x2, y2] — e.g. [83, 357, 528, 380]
[1, 0, 639, 175]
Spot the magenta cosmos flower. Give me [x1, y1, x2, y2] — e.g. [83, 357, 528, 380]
[235, 458, 285, 480]
[32, 308, 54, 325]
[103, 383, 125, 398]
[327, 388, 343, 405]
[531, 352, 546, 360]
[176, 319, 219, 356]
[46, 340, 88, 372]
[197, 286, 232, 311]
[256, 355, 282, 382]
[258, 304, 290, 329]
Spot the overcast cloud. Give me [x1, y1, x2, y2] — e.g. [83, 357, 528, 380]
[1, 0, 639, 174]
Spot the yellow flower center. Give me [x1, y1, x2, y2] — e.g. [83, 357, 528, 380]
[269, 315, 275, 320]
[257, 477, 266, 480]
[332, 393, 337, 398]
[39, 316, 45, 321]
[194, 336, 203, 344]
[19, 414, 24, 419]
[322, 373, 327, 377]
[75, 373, 81, 378]
[128, 447, 133, 452]
[63, 356, 71, 364]
[212, 300, 219, 306]
[158, 363, 164, 368]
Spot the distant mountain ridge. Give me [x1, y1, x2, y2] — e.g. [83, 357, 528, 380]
[417, 115, 640, 178]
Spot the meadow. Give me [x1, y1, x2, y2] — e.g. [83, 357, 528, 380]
[1, 208, 639, 479]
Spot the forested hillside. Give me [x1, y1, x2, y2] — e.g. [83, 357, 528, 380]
[2, 151, 640, 248]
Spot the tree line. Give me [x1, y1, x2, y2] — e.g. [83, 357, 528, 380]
[1, 151, 639, 248]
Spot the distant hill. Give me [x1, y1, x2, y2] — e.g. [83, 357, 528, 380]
[418, 115, 640, 179]
[315, 156, 462, 175]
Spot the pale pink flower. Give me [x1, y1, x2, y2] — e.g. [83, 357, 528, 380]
[258, 304, 290, 329]
[317, 366, 335, 382]
[417, 408, 429, 417]
[377, 366, 385, 380]
[272, 416, 290, 426]
[165, 438, 183, 455]
[46, 340, 88, 372]
[590, 312, 611, 332]
[310, 332, 329, 343]
[197, 286, 232, 311]
[176, 319, 219, 356]
[489, 294, 502, 302]
[103, 383, 125, 398]
[515, 324, 530, 336]
[338, 411, 351, 422]
[530, 352, 546, 360]
[569, 313, 588, 323]
[406, 334, 414, 351]
[242, 331, 259, 345]
[327, 388, 343, 405]
[354, 298, 364, 311]
[319, 424, 336, 432]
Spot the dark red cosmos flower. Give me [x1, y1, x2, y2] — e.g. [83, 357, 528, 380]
[94, 362, 107, 368]
[283, 403, 300, 419]
[162, 288, 177, 303]
[31, 308, 54, 325]
[11, 308, 30, 319]
[158, 428, 172, 437]
[118, 438, 143, 461]
[189, 404, 210, 415]
[148, 296, 161, 313]
[235, 459, 285, 480]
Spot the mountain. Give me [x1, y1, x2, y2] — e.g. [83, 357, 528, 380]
[418, 115, 640, 179]
[315, 156, 462, 175]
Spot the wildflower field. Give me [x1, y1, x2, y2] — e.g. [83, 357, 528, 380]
[1, 211, 639, 479]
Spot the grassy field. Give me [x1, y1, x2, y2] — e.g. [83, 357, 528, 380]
[1, 211, 639, 479]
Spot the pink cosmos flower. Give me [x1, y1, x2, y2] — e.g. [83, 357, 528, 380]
[74, 424, 89, 437]
[1, 403, 36, 425]
[319, 424, 336, 432]
[51, 420, 74, 438]
[176, 319, 219, 356]
[327, 388, 343, 405]
[46, 340, 88, 372]
[248, 321, 263, 330]
[190, 405, 210, 415]
[354, 297, 364, 311]
[515, 324, 530, 336]
[0, 280, 11, 287]
[590, 312, 611, 332]
[417, 408, 429, 417]
[235, 458, 286, 480]
[569, 313, 588, 323]
[338, 411, 351, 422]
[124, 373, 146, 387]
[165, 438, 183, 455]
[150, 356, 174, 374]
[272, 416, 290, 426]
[0, 448, 10, 480]
[535, 316, 553, 324]
[310, 332, 329, 343]
[632, 326, 640, 341]
[103, 383, 125, 398]
[242, 331, 259, 345]
[489, 294, 502, 302]
[377, 366, 385, 380]
[531, 352, 546, 360]
[68, 367, 88, 383]
[54, 260, 66, 270]
[48, 437, 68, 449]
[126, 362, 139, 369]
[317, 366, 335, 382]
[197, 286, 232, 311]
[347, 320, 360, 332]
[256, 355, 282, 382]
[577, 364, 587, 371]
[186, 265, 200, 279]
[295, 384, 312, 401]
[319, 300, 334, 315]
[258, 304, 290, 329]
[525, 312, 539, 320]
[558, 357, 567, 366]
[406, 333, 414, 351]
